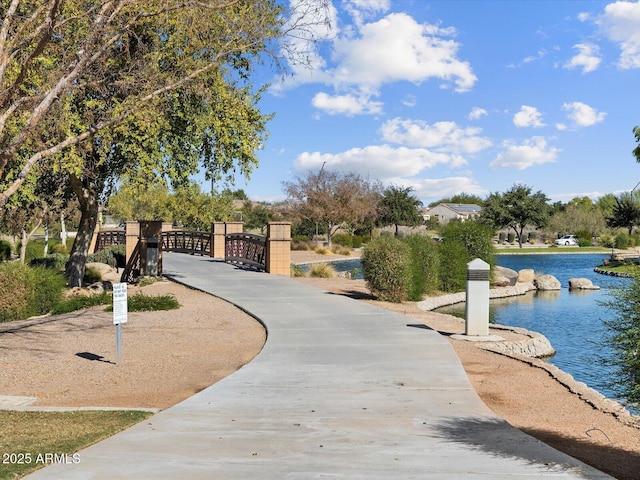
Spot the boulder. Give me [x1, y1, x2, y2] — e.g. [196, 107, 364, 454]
[494, 266, 518, 287]
[534, 274, 561, 291]
[568, 278, 600, 290]
[86, 262, 121, 283]
[517, 269, 535, 283]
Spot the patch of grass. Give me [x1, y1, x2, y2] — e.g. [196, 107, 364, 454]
[308, 263, 336, 278]
[105, 293, 180, 312]
[290, 264, 306, 277]
[51, 292, 112, 315]
[0, 410, 153, 479]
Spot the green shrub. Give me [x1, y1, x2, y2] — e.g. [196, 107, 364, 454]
[0, 263, 66, 322]
[0, 240, 11, 261]
[507, 232, 515, 243]
[332, 234, 353, 248]
[436, 221, 495, 293]
[404, 234, 440, 301]
[87, 244, 125, 268]
[52, 292, 112, 315]
[105, 293, 180, 312]
[361, 235, 410, 302]
[615, 232, 630, 250]
[84, 266, 103, 284]
[28, 253, 68, 270]
[352, 235, 364, 249]
[51, 242, 68, 254]
[437, 240, 469, 293]
[498, 232, 506, 243]
[309, 263, 336, 278]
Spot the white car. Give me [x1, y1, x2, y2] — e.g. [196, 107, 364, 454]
[555, 235, 578, 246]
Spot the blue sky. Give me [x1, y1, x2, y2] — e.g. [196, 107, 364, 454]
[217, 0, 640, 205]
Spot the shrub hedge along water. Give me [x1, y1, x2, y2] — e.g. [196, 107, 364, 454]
[361, 222, 495, 302]
[361, 235, 410, 303]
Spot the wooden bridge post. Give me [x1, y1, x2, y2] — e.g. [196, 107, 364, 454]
[266, 222, 291, 276]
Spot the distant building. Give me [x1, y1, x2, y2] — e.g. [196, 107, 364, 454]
[423, 203, 482, 224]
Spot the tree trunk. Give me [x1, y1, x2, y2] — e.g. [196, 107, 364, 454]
[66, 174, 99, 288]
[20, 229, 27, 264]
[60, 212, 67, 247]
[43, 222, 49, 257]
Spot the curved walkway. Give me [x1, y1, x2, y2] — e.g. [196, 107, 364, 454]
[27, 254, 611, 479]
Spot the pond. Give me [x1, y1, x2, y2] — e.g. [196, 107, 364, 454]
[437, 253, 632, 411]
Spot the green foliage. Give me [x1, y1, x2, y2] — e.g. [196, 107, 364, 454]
[437, 240, 470, 293]
[481, 183, 550, 247]
[575, 229, 593, 247]
[600, 270, 640, 408]
[332, 234, 353, 247]
[52, 292, 112, 315]
[404, 234, 440, 300]
[87, 244, 125, 268]
[0, 263, 66, 322]
[106, 293, 180, 312]
[29, 253, 69, 271]
[309, 263, 336, 278]
[439, 221, 495, 269]
[83, 267, 103, 284]
[606, 192, 640, 235]
[0, 240, 11, 261]
[377, 185, 423, 234]
[615, 232, 630, 250]
[361, 235, 410, 302]
[428, 193, 485, 208]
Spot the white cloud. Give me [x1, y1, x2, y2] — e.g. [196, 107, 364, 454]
[513, 105, 545, 128]
[468, 107, 488, 120]
[379, 118, 492, 154]
[490, 137, 560, 170]
[596, 0, 640, 69]
[311, 92, 383, 115]
[562, 101, 606, 126]
[294, 144, 466, 180]
[564, 43, 602, 73]
[556, 123, 567, 131]
[345, 0, 391, 26]
[523, 49, 548, 64]
[330, 13, 476, 92]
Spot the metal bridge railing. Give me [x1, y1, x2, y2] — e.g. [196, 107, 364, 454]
[224, 232, 266, 271]
[161, 230, 211, 256]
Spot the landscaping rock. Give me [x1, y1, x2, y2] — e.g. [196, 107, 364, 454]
[568, 278, 600, 290]
[534, 274, 561, 291]
[494, 266, 518, 286]
[517, 269, 535, 284]
[86, 262, 121, 283]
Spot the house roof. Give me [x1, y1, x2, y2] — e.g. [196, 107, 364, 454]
[424, 203, 482, 215]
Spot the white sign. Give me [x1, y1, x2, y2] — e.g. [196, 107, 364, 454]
[112, 282, 128, 325]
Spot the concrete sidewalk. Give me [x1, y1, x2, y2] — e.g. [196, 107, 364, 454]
[27, 253, 611, 479]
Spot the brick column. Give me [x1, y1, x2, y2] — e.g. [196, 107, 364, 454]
[266, 222, 291, 276]
[211, 222, 226, 258]
[125, 221, 140, 266]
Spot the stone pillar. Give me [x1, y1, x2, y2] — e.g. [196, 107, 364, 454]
[139, 220, 163, 277]
[465, 258, 490, 336]
[125, 221, 140, 266]
[211, 222, 225, 258]
[266, 222, 291, 276]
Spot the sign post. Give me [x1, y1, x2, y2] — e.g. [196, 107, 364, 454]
[112, 282, 128, 364]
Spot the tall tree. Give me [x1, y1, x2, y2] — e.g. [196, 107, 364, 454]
[282, 170, 382, 246]
[480, 184, 551, 248]
[377, 185, 423, 236]
[0, 1, 329, 286]
[428, 193, 484, 208]
[606, 192, 640, 235]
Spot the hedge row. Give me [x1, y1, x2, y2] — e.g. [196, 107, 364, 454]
[361, 222, 495, 303]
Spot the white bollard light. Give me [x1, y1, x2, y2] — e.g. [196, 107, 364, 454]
[465, 258, 490, 336]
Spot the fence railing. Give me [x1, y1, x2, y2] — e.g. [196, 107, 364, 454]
[224, 232, 266, 271]
[161, 230, 210, 256]
[94, 229, 125, 253]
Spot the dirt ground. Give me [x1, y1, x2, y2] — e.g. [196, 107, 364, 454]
[1, 249, 639, 479]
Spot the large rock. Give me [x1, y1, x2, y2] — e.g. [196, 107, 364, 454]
[86, 262, 121, 283]
[568, 278, 600, 290]
[517, 269, 535, 283]
[534, 274, 561, 291]
[493, 266, 518, 287]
